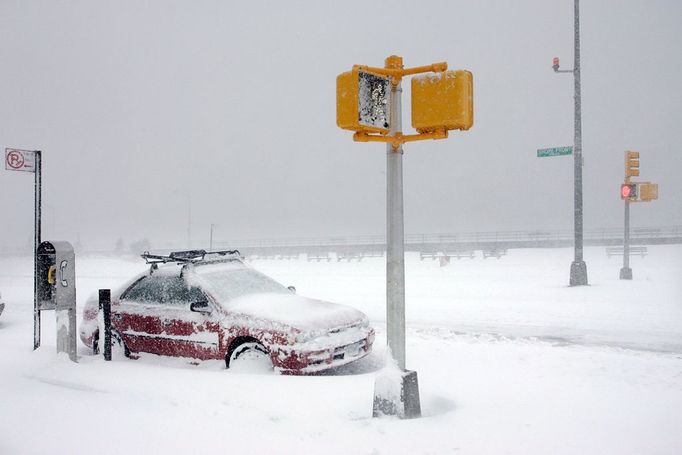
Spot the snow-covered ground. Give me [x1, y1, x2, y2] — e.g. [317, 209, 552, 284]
[1, 246, 681, 455]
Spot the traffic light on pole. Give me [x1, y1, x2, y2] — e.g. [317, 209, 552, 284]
[411, 70, 473, 133]
[620, 183, 638, 200]
[552, 57, 560, 71]
[625, 151, 640, 178]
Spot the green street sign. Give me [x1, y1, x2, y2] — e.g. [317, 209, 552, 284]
[537, 146, 573, 158]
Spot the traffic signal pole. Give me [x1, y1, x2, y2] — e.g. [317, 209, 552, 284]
[386, 61, 406, 371]
[569, 0, 588, 286]
[620, 199, 632, 279]
[337, 55, 471, 419]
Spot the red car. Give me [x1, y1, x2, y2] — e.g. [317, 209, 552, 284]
[80, 250, 374, 374]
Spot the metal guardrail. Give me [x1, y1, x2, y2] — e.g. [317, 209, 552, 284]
[221, 225, 682, 254]
[15, 226, 674, 259]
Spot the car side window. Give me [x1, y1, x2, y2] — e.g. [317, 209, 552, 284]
[121, 277, 164, 303]
[122, 276, 206, 306]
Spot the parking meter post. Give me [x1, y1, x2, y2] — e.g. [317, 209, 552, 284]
[99, 289, 112, 361]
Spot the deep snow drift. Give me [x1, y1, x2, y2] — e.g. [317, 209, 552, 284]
[0, 245, 681, 455]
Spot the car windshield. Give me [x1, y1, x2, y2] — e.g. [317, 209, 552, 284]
[189, 265, 290, 304]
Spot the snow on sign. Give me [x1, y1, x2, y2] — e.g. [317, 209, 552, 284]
[5, 148, 36, 172]
[358, 71, 390, 130]
[336, 68, 391, 134]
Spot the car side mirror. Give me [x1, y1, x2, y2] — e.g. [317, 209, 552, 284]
[190, 301, 212, 314]
[287, 286, 296, 294]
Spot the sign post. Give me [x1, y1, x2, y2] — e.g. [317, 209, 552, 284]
[337, 55, 473, 419]
[5, 148, 42, 349]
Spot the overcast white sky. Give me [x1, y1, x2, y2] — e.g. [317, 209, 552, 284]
[1, 0, 681, 251]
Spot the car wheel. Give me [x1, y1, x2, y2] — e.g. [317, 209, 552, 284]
[228, 341, 273, 374]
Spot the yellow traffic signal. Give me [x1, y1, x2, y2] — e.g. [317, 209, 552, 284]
[625, 151, 640, 178]
[411, 70, 473, 133]
[337, 68, 391, 134]
[639, 182, 659, 201]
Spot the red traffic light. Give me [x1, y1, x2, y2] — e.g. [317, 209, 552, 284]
[621, 183, 637, 200]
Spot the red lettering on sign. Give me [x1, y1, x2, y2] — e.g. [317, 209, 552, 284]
[6, 151, 25, 169]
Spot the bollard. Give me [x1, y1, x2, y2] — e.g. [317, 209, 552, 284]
[98, 289, 112, 361]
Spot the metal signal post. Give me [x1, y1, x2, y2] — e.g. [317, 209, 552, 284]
[554, 0, 588, 286]
[619, 151, 657, 280]
[620, 198, 632, 280]
[385, 56, 406, 370]
[337, 54, 473, 419]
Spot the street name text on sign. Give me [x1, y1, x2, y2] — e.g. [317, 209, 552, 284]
[537, 146, 573, 158]
[5, 148, 37, 172]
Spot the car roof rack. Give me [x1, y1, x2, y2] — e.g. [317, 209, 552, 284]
[141, 249, 241, 265]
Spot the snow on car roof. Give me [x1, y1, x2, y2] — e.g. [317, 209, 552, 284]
[148, 258, 248, 278]
[189, 259, 248, 274]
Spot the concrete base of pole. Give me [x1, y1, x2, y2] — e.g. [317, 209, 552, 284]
[373, 369, 421, 419]
[619, 267, 633, 280]
[569, 260, 588, 286]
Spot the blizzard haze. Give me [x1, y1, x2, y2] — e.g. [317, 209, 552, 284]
[1, 0, 681, 250]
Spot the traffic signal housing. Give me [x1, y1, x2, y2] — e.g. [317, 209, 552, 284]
[625, 151, 640, 178]
[337, 68, 391, 134]
[620, 183, 638, 201]
[639, 182, 659, 201]
[552, 57, 560, 71]
[411, 70, 473, 133]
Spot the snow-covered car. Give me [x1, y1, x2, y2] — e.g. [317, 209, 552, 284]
[0, 291, 4, 318]
[80, 250, 374, 374]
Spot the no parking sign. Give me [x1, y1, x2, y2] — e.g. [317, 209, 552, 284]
[5, 148, 36, 172]
[5, 146, 43, 349]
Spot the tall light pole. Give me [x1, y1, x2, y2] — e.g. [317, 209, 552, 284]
[209, 223, 216, 251]
[553, 0, 588, 286]
[186, 193, 192, 249]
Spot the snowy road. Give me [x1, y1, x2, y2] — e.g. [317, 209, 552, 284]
[1, 246, 681, 454]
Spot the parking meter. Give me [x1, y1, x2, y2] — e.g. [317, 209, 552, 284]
[36, 241, 77, 362]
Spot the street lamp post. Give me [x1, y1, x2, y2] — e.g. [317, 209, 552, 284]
[554, 0, 588, 286]
[209, 224, 216, 251]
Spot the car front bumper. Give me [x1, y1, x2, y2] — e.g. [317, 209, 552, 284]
[275, 327, 375, 374]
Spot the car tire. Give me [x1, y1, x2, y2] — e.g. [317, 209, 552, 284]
[227, 341, 273, 373]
